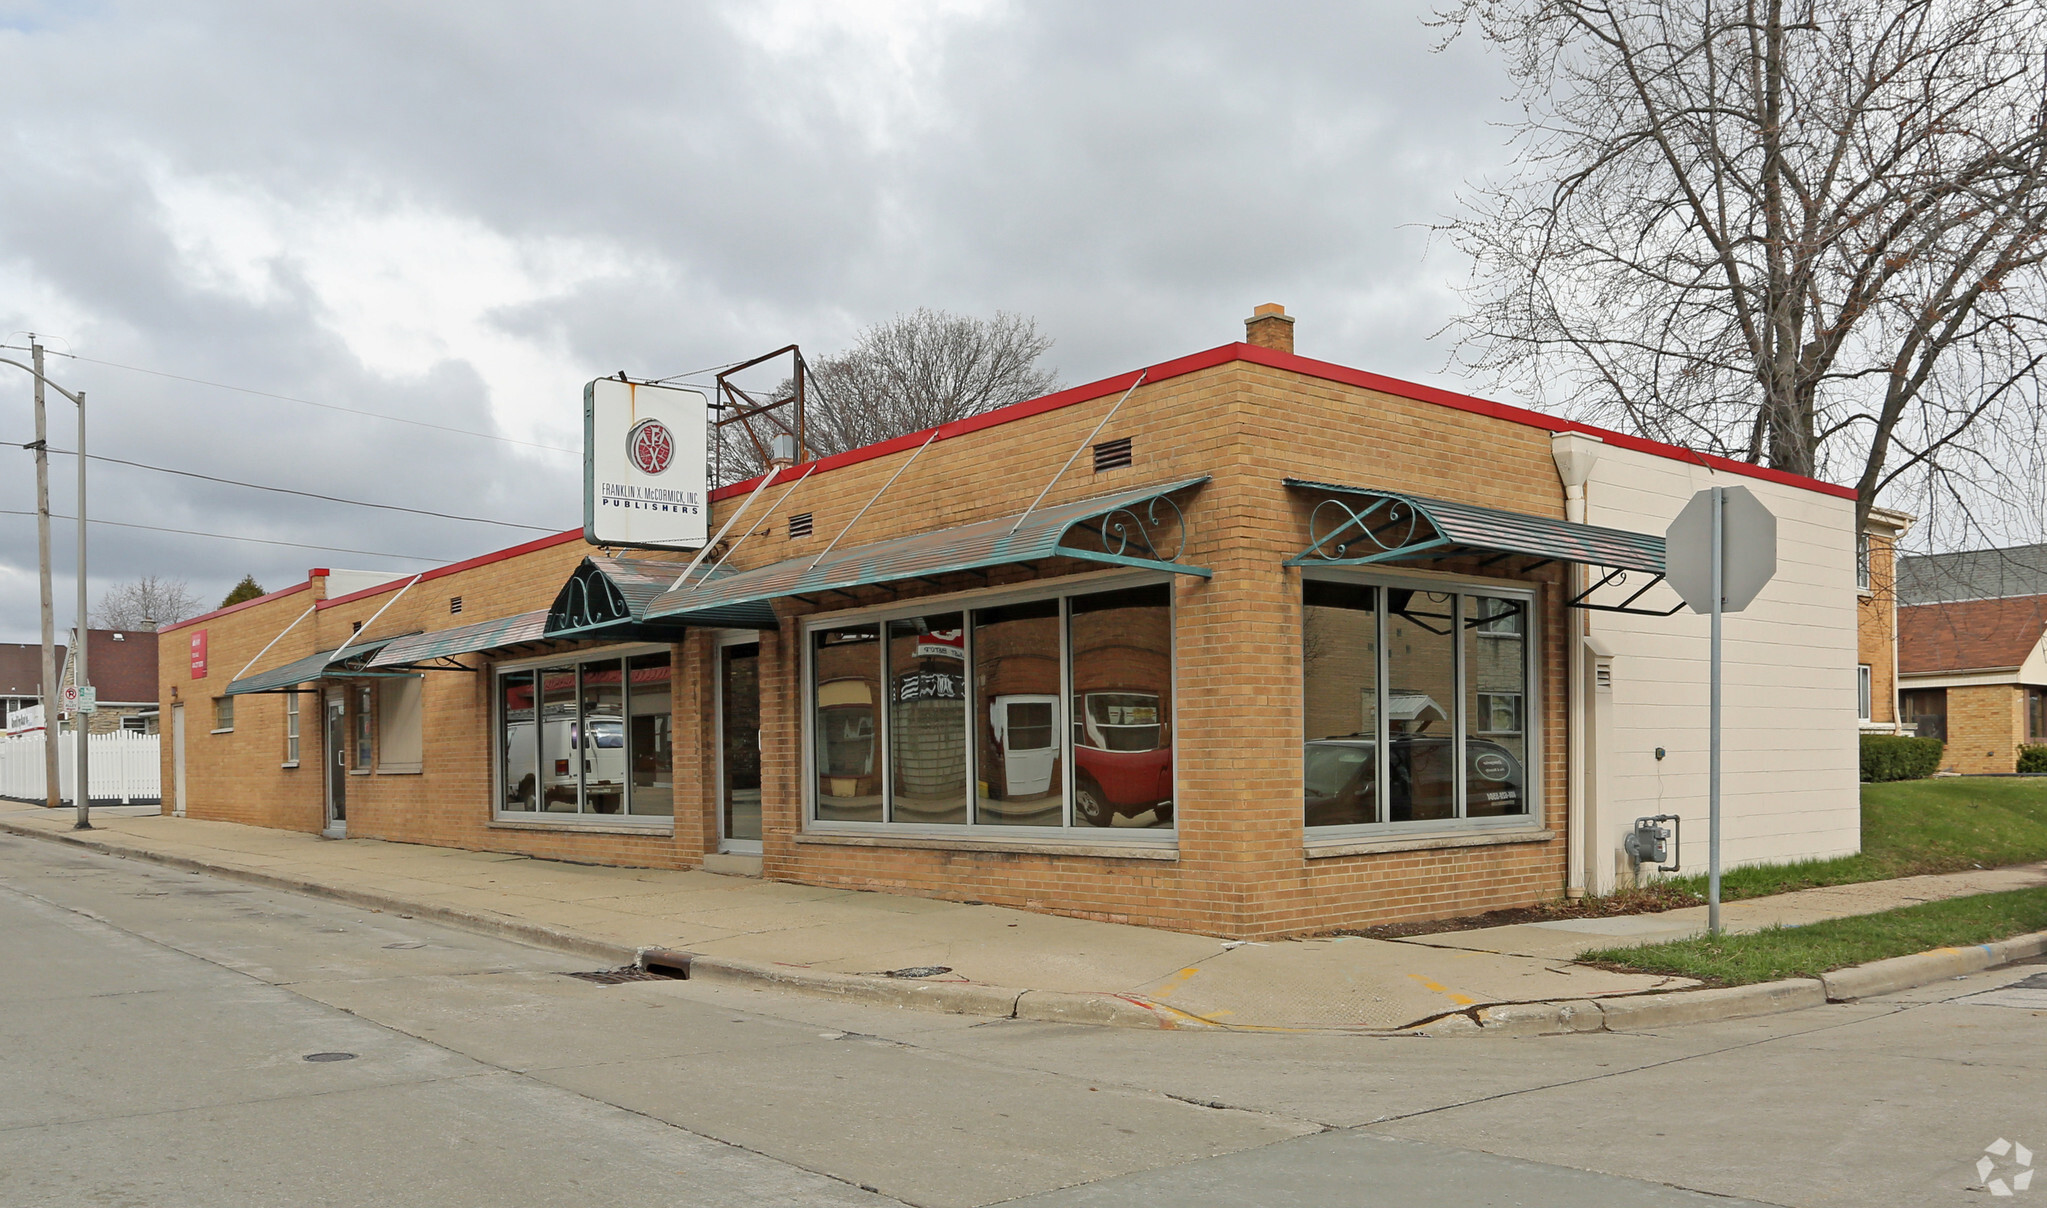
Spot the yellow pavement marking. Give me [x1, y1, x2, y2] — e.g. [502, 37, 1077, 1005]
[1408, 972, 1478, 1007]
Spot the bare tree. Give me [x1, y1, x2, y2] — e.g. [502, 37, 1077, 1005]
[719, 310, 1060, 483]
[90, 575, 200, 630]
[1437, 0, 2047, 541]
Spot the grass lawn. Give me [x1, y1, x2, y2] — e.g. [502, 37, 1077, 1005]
[1580, 885, 2047, 985]
[1665, 776, 2047, 902]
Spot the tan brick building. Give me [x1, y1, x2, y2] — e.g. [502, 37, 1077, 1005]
[160, 310, 1863, 937]
[1856, 508, 1914, 733]
[1897, 592, 2047, 774]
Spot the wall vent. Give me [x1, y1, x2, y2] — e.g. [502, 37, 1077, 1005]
[1093, 436, 1133, 472]
[1595, 665, 1612, 688]
[788, 512, 814, 538]
[449, 595, 464, 615]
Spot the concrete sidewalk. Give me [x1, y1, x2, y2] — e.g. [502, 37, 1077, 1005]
[4, 801, 2042, 1032]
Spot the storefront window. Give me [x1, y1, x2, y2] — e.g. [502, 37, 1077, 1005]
[1069, 585, 1174, 828]
[495, 650, 672, 821]
[500, 670, 536, 811]
[354, 687, 374, 771]
[814, 626, 882, 821]
[1465, 596, 1527, 818]
[889, 614, 968, 824]
[974, 600, 1063, 827]
[809, 580, 1174, 833]
[1305, 578, 1535, 831]
[1303, 580, 1378, 826]
[628, 653, 674, 817]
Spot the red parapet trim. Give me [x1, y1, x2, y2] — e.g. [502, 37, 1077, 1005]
[318, 529, 584, 610]
[709, 348, 1238, 502]
[711, 341, 1855, 504]
[162, 581, 313, 633]
[1230, 344, 1860, 501]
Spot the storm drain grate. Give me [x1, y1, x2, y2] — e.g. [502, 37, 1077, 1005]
[882, 966, 954, 979]
[564, 967, 681, 985]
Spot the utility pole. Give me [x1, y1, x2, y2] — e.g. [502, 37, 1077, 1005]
[31, 339, 59, 811]
[73, 385, 91, 830]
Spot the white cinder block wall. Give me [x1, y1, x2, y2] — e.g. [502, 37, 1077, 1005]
[1580, 445, 1860, 892]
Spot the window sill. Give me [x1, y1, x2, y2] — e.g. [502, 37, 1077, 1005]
[280, 761, 299, 770]
[348, 769, 374, 776]
[1306, 826, 1555, 859]
[795, 830, 1177, 861]
[489, 817, 675, 837]
[375, 764, 423, 776]
[210, 728, 233, 735]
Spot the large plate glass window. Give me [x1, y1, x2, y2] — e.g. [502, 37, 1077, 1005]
[1069, 585, 1173, 828]
[973, 600, 1063, 826]
[1302, 581, 1378, 826]
[808, 579, 1175, 834]
[813, 626, 881, 821]
[1303, 577, 1535, 831]
[495, 650, 671, 820]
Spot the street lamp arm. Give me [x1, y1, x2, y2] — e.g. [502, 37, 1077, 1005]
[0, 356, 85, 406]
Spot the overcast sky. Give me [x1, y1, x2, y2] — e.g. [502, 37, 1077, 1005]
[0, 1, 1522, 644]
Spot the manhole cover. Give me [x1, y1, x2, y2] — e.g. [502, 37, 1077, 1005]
[303, 1052, 357, 1063]
[883, 966, 954, 979]
[564, 968, 678, 985]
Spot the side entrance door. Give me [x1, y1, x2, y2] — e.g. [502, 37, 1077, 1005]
[991, 695, 1059, 798]
[717, 638, 762, 853]
[171, 703, 186, 817]
[324, 690, 347, 836]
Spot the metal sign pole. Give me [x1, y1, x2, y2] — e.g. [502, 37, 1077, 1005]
[74, 388, 90, 830]
[1709, 485, 1724, 936]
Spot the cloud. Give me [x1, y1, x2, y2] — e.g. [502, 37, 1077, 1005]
[0, 0, 1516, 643]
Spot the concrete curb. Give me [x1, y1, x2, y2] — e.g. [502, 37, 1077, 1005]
[8, 816, 2044, 1035]
[0, 818, 641, 968]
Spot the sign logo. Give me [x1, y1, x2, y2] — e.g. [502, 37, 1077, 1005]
[1473, 751, 1513, 781]
[1979, 1138, 2034, 1197]
[627, 419, 676, 475]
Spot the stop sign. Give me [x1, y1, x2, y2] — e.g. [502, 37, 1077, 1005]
[1664, 485, 1777, 614]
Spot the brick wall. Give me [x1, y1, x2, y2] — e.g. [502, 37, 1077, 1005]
[1857, 530, 1899, 725]
[1945, 684, 2023, 774]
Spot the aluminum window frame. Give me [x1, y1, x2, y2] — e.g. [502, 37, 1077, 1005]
[490, 641, 675, 828]
[1302, 566, 1544, 841]
[800, 568, 1177, 843]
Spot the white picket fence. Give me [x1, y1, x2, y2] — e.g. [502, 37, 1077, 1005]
[0, 732, 161, 804]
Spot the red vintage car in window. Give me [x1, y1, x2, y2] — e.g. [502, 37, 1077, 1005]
[1071, 691, 1173, 826]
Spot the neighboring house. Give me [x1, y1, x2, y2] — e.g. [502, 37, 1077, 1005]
[1, 642, 61, 732]
[161, 306, 1864, 936]
[1856, 508, 1915, 733]
[65, 629, 162, 734]
[1897, 543, 2047, 773]
[0, 630, 161, 735]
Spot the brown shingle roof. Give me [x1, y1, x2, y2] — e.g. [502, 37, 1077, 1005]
[85, 629, 158, 704]
[1898, 595, 2047, 675]
[0, 643, 63, 697]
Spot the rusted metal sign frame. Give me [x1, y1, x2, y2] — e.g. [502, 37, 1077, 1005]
[714, 345, 807, 483]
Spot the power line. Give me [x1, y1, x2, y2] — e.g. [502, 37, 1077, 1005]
[0, 346, 577, 456]
[0, 508, 450, 562]
[11, 443, 560, 534]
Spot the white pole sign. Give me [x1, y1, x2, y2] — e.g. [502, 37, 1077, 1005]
[1664, 484, 1778, 935]
[584, 378, 710, 549]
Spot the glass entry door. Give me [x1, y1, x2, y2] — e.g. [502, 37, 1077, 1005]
[718, 640, 762, 851]
[324, 690, 347, 835]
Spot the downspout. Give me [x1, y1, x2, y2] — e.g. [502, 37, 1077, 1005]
[1552, 432, 1604, 899]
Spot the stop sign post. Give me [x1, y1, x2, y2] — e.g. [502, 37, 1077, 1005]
[1665, 485, 1779, 935]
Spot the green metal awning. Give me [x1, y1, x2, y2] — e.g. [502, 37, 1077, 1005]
[365, 611, 551, 670]
[644, 477, 1211, 625]
[225, 634, 415, 695]
[545, 555, 776, 640]
[1284, 480, 1680, 616]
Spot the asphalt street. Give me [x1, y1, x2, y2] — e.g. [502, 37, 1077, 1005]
[2, 831, 2041, 1207]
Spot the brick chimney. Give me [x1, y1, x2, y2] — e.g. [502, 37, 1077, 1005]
[1244, 303, 1295, 354]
